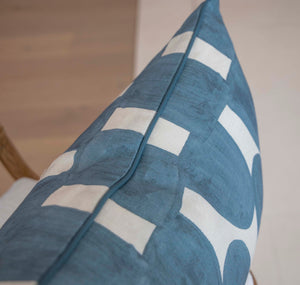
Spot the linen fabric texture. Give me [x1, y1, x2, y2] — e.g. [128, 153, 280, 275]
[0, 0, 263, 284]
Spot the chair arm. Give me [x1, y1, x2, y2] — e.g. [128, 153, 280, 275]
[0, 124, 39, 181]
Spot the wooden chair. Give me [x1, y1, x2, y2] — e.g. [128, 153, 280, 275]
[0, 124, 39, 183]
[251, 271, 258, 285]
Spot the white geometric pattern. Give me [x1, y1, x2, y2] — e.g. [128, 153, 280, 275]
[42, 184, 156, 255]
[218, 105, 260, 174]
[179, 106, 260, 281]
[40, 150, 77, 179]
[95, 199, 156, 255]
[162, 31, 232, 79]
[148, 117, 190, 155]
[102, 107, 155, 135]
[162, 31, 193, 56]
[180, 187, 257, 281]
[102, 107, 189, 156]
[42, 184, 108, 213]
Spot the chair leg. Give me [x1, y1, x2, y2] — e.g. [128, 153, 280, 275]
[0, 125, 39, 181]
[250, 271, 258, 285]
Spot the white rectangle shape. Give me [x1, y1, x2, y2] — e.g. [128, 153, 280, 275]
[189, 37, 232, 80]
[147, 117, 190, 155]
[162, 31, 232, 80]
[42, 184, 108, 213]
[102, 107, 155, 135]
[162, 31, 193, 56]
[95, 199, 156, 255]
[40, 150, 77, 179]
[218, 105, 260, 174]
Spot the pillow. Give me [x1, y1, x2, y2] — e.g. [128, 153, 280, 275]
[0, 0, 263, 284]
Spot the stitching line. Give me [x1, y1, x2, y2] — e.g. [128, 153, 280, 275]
[38, 2, 209, 284]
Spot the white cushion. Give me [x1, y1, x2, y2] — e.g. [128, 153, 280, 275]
[0, 178, 37, 229]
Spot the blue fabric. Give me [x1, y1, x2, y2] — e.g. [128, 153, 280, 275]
[0, 1, 263, 284]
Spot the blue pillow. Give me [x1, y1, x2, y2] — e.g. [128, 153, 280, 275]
[0, 0, 263, 284]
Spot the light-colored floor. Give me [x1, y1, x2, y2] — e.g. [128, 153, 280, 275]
[0, 0, 136, 195]
[135, 0, 300, 284]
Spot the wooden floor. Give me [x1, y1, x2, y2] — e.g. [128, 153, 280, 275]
[0, 0, 137, 195]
